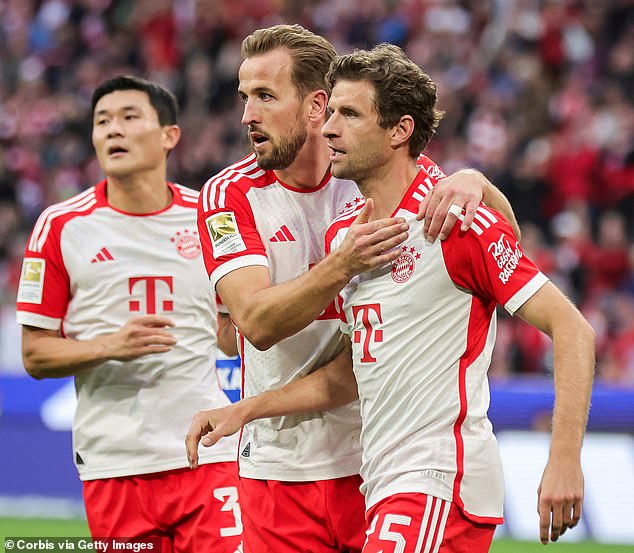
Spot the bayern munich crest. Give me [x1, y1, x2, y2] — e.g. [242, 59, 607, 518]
[171, 229, 201, 259]
[392, 245, 422, 283]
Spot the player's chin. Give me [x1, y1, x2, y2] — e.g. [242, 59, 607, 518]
[253, 149, 272, 167]
[329, 163, 349, 180]
[103, 161, 137, 178]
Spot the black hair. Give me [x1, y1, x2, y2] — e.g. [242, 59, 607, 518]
[91, 75, 178, 125]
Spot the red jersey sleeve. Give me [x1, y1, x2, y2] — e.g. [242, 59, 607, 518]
[197, 177, 268, 289]
[441, 206, 548, 315]
[416, 154, 448, 182]
[16, 221, 71, 330]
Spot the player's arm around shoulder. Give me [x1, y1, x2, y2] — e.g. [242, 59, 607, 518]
[515, 283, 595, 544]
[216, 199, 408, 350]
[22, 315, 177, 379]
[418, 166, 521, 242]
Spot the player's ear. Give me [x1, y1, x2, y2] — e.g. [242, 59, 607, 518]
[307, 89, 329, 122]
[163, 125, 181, 152]
[390, 115, 414, 149]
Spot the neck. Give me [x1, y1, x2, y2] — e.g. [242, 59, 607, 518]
[274, 128, 332, 190]
[358, 156, 419, 220]
[105, 171, 172, 213]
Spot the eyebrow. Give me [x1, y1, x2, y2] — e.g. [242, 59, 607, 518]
[94, 105, 142, 117]
[238, 85, 275, 95]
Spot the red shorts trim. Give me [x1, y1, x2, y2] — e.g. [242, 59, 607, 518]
[83, 462, 242, 553]
[239, 475, 366, 553]
[364, 493, 496, 553]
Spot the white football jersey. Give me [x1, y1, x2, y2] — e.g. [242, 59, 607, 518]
[198, 153, 370, 481]
[326, 167, 548, 523]
[16, 181, 238, 480]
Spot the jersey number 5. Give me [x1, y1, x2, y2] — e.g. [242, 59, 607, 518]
[364, 513, 413, 553]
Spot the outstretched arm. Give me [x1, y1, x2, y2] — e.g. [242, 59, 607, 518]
[186, 347, 357, 468]
[218, 199, 408, 350]
[418, 168, 520, 242]
[515, 282, 594, 544]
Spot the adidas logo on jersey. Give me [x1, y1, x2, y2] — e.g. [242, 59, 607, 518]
[90, 247, 114, 263]
[241, 442, 251, 457]
[269, 225, 296, 243]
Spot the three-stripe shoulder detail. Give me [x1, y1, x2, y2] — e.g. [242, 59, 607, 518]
[173, 183, 199, 206]
[201, 155, 264, 212]
[410, 178, 434, 204]
[457, 206, 499, 236]
[29, 188, 98, 252]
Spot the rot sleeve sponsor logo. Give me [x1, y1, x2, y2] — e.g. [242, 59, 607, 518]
[423, 163, 446, 180]
[487, 233, 523, 284]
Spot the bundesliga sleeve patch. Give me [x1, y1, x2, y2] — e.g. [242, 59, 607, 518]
[205, 211, 247, 258]
[17, 258, 46, 304]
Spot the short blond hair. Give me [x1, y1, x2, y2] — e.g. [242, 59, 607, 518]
[241, 25, 337, 99]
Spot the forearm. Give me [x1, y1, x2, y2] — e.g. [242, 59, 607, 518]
[23, 331, 109, 379]
[549, 321, 595, 458]
[219, 202, 408, 349]
[224, 256, 350, 350]
[217, 313, 238, 357]
[237, 349, 357, 424]
[186, 345, 357, 467]
[516, 283, 594, 457]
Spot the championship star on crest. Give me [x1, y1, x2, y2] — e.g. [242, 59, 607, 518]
[392, 243, 421, 283]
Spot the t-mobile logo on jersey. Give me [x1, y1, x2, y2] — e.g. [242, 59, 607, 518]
[128, 276, 174, 314]
[352, 303, 383, 363]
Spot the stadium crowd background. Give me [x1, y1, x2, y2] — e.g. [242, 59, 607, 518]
[0, 0, 632, 383]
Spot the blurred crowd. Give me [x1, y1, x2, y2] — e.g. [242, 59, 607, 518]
[1, 0, 633, 383]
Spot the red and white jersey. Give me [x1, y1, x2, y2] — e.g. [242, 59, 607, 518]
[325, 167, 549, 523]
[16, 181, 238, 480]
[198, 153, 370, 481]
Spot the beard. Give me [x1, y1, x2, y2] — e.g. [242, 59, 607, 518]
[249, 117, 308, 170]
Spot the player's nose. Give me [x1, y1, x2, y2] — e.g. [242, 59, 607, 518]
[241, 98, 259, 126]
[322, 114, 339, 139]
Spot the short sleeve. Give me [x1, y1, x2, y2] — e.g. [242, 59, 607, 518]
[16, 223, 70, 330]
[441, 206, 548, 315]
[197, 179, 268, 290]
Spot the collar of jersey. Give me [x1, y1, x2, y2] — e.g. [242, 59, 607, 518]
[274, 169, 332, 194]
[96, 180, 178, 216]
